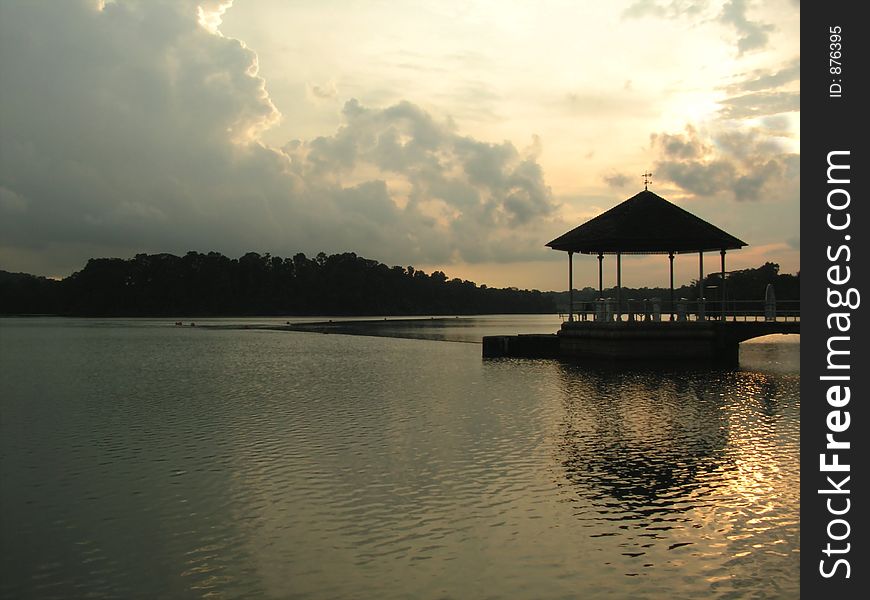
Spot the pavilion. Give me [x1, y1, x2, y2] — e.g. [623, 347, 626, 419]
[546, 187, 747, 321]
[481, 185, 798, 363]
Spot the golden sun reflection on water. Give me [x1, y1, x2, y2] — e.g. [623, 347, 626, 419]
[554, 347, 799, 593]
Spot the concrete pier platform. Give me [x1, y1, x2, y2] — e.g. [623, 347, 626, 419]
[559, 321, 731, 363]
[483, 320, 799, 365]
[482, 334, 560, 358]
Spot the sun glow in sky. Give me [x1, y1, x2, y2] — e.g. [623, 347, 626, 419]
[0, 0, 799, 290]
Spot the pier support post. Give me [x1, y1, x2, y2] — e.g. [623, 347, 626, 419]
[597, 252, 603, 297]
[720, 249, 726, 321]
[668, 251, 674, 322]
[568, 251, 574, 322]
[616, 252, 622, 321]
[698, 251, 704, 321]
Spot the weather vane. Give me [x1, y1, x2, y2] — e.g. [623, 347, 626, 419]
[642, 171, 653, 190]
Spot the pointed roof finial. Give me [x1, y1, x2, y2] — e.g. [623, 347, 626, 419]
[642, 171, 653, 190]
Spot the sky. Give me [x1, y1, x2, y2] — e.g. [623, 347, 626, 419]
[0, 0, 799, 291]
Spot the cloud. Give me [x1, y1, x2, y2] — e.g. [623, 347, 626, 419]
[719, 0, 774, 55]
[757, 115, 793, 137]
[602, 173, 633, 188]
[1, 0, 280, 251]
[719, 58, 800, 119]
[718, 91, 799, 120]
[622, 0, 708, 19]
[0, 0, 560, 275]
[623, 0, 777, 55]
[650, 125, 709, 160]
[728, 58, 800, 93]
[717, 58, 800, 120]
[285, 99, 558, 252]
[650, 125, 798, 202]
[307, 81, 338, 101]
[647, 120, 799, 268]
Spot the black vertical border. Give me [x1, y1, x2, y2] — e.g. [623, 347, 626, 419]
[802, 2, 867, 597]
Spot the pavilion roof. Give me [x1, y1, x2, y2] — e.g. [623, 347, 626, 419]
[546, 190, 747, 255]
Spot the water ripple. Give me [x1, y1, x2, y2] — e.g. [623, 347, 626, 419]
[1, 318, 799, 599]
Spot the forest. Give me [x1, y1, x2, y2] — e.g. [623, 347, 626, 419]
[549, 261, 799, 308]
[0, 251, 798, 317]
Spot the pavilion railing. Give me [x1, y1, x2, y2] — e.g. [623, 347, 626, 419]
[561, 298, 800, 323]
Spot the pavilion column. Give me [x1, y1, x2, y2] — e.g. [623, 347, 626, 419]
[720, 249, 726, 321]
[698, 251, 704, 321]
[597, 253, 604, 297]
[568, 251, 574, 322]
[616, 252, 622, 321]
[668, 251, 675, 321]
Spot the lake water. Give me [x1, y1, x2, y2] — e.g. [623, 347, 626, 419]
[0, 316, 799, 599]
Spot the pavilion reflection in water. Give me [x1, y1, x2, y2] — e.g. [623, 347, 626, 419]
[552, 359, 799, 568]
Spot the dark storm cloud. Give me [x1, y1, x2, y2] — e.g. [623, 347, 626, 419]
[1, 0, 282, 259]
[0, 0, 559, 275]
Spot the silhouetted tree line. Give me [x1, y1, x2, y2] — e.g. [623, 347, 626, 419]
[696, 262, 799, 302]
[0, 270, 64, 315]
[0, 251, 555, 316]
[548, 262, 799, 310]
[0, 254, 799, 317]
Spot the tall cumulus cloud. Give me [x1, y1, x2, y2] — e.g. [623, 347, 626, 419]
[0, 0, 559, 275]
